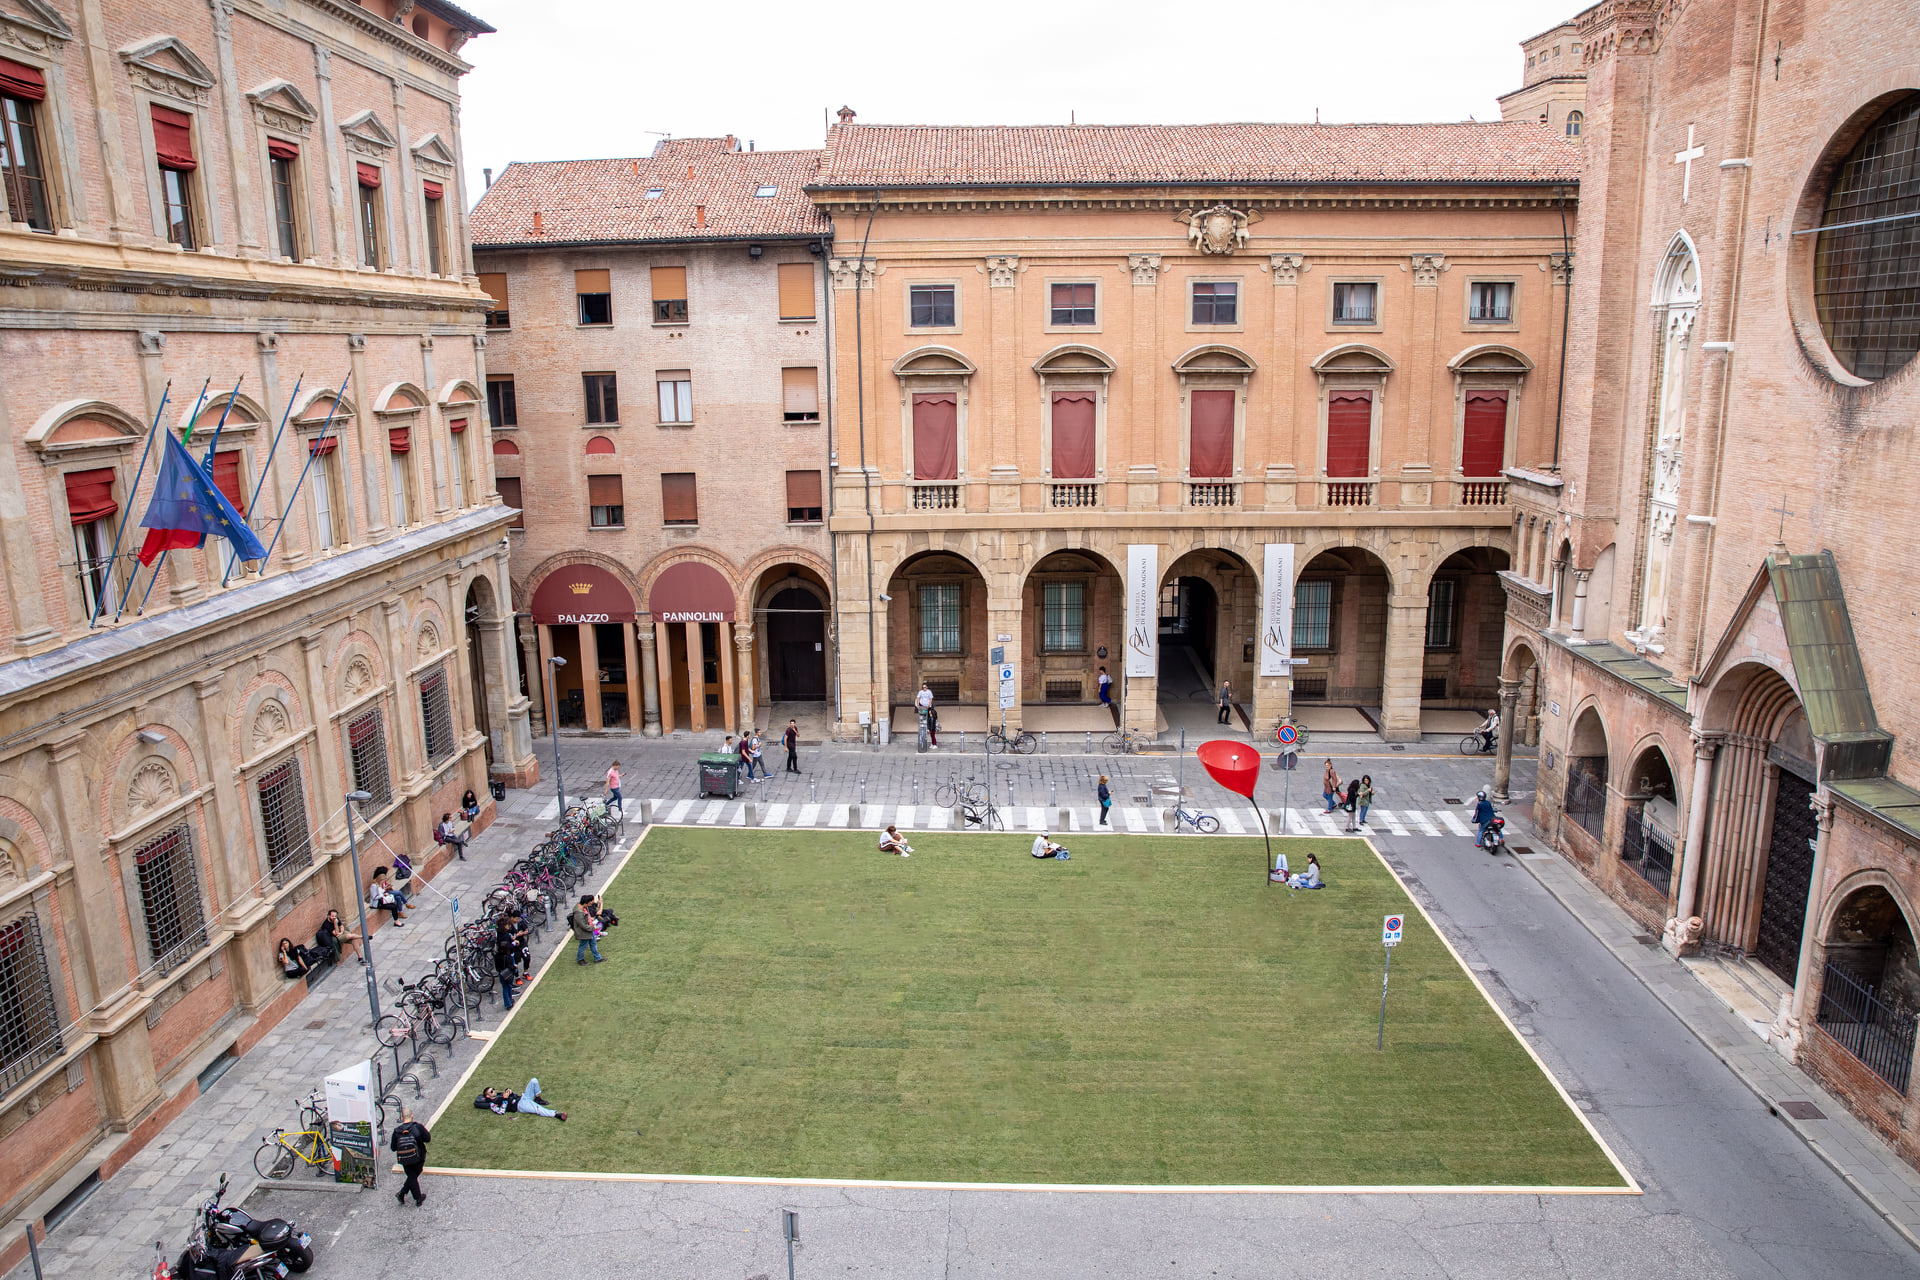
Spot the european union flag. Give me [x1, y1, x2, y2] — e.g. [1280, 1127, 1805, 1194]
[137, 427, 268, 566]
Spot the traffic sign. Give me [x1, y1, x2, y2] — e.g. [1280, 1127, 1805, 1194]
[1277, 723, 1297, 745]
[1382, 915, 1403, 947]
[997, 664, 1016, 711]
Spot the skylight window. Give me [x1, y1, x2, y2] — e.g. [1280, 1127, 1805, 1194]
[644, 188, 663, 199]
[755, 185, 778, 197]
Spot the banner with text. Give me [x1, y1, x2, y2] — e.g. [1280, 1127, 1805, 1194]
[1125, 544, 1158, 678]
[1259, 542, 1295, 676]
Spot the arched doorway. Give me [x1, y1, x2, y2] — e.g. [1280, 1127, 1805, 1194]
[754, 566, 831, 704]
[886, 550, 989, 730]
[1621, 745, 1678, 898]
[1158, 548, 1256, 731]
[1564, 707, 1609, 841]
[1290, 548, 1391, 727]
[1023, 548, 1123, 720]
[1422, 548, 1510, 711]
[1816, 885, 1920, 1094]
[648, 560, 739, 735]
[464, 577, 495, 767]
[529, 563, 639, 734]
[1504, 641, 1541, 746]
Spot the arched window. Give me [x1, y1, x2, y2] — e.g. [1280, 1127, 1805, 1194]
[1565, 110, 1583, 138]
[1814, 95, 1920, 380]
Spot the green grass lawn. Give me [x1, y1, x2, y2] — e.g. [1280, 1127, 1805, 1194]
[428, 829, 1623, 1187]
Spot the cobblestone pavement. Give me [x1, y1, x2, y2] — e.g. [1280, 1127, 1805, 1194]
[10, 740, 1920, 1279]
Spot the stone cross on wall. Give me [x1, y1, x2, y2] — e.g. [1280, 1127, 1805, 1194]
[1674, 125, 1706, 203]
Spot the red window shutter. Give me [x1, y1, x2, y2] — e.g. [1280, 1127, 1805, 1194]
[911, 393, 958, 481]
[211, 451, 245, 513]
[388, 427, 410, 453]
[267, 138, 299, 161]
[1461, 391, 1508, 477]
[496, 476, 524, 526]
[0, 57, 47, 103]
[64, 468, 117, 524]
[1051, 393, 1096, 479]
[423, 180, 443, 200]
[1189, 389, 1235, 478]
[448, 417, 467, 433]
[356, 162, 381, 189]
[151, 105, 197, 171]
[1326, 392, 1372, 478]
[492, 438, 519, 456]
[308, 435, 338, 456]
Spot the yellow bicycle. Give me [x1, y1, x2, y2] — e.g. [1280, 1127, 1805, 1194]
[254, 1125, 332, 1179]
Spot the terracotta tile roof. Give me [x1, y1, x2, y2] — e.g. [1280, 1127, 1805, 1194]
[470, 139, 828, 248]
[812, 122, 1581, 190]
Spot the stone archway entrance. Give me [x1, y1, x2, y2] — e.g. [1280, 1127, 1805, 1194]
[767, 588, 827, 700]
[529, 563, 639, 735]
[1158, 548, 1256, 734]
[649, 561, 738, 735]
[1815, 885, 1920, 1094]
[1756, 760, 1819, 982]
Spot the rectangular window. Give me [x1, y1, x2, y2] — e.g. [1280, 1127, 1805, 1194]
[911, 392, 958, 480]
[268, 145, 300, 259]
[1469, 280, 1513, 322]
[0, 911, 63, 1092]
[419, 664, 456, 765]
[1050, 392, 1096, 478]
[356, 162, 382, 268]
[388, 428, 411, 526]
[651, 265, 687, 322]
[1293, 580, 1332, 649]
[497, 475, 524, 528]
[919, 582, 961, 654]
[210, 449, 245, 515]
[588, 473, 624, 527]
[479, 272, 510, 327]
[1461, 390, 1508, 477]
[256, 757, 312, 884]
[346, 708, 392, 811]
[661, 472, 698, 525]
[1191, 280, 1237, 325]
[151, 105, 197, 250]
[1333, 281, 1377, 324]
[1326, 391, 1372, 477]
[1189, 389, 1235, 478]
[1050, 282, 1096, 326]
[1426, 579, 1457, 649]
[782, 367, 819, 422]
[1042, 581, 1085, 652]
[65, 467, 118, 617]
[583, 372, 618, 424]
[308, 437, 340, 547]
[446, 418, 467, 506]
[576, 267, 611, 325]
[486, 376, 517, 428]
[777, 262, 815, 320]
[132, 824, 208, 975]
[656, 372, 692, 424]
[422, 181, 445, 276]
[0, 63, 54, 231]
[910, 284, 956, 327]
[785, 469, 822, 522]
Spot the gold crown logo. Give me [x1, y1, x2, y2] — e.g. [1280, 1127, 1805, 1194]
[569, 582, 593, 595]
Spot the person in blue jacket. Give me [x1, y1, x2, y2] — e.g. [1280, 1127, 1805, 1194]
[1471, 789, 1498, 848]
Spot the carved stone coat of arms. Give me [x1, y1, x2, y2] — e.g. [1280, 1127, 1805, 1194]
[1177, 204, 1259, 254]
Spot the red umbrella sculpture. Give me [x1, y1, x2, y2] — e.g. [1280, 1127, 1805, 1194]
[1194, 739, 1276, 881]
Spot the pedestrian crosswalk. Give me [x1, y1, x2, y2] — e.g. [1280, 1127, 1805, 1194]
[551, 798, 1486, 838]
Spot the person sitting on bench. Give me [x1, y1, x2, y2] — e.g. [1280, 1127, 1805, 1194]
[1288, 853, 1324, 889]
[1031, 833, 1069, 860]
[315, 910, 360, 966]
[277, 937, 313, 979]
[474, 1078, 566, 1121]
[435, 812, 469, 861]
[879, 824, 913, 857]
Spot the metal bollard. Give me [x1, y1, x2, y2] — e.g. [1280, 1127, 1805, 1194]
[1050, 781, 1057, 806]
[810, 778, 817, 804]
[1040, 731, 1048, 754]
[913, 777, 920, 805]
[958, 730, 966, 753]
[860, 779, 867, 807]
[1086, 731, 1093, 754]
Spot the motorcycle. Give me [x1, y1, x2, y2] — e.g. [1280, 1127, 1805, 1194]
[205, 1174, 314, 1273]
[153, 1176, 308, 1280]
[1483, 813, 1507, 854]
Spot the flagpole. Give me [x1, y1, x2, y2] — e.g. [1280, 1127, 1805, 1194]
[133, 376, 237, 618]
[118, 377, 210, 624]
[259, 370, 351, 570]
[223, 373, 301, 588]
[90, 381, 171, 629]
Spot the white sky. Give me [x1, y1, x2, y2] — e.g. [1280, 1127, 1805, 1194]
[456, 0, 1582, 199]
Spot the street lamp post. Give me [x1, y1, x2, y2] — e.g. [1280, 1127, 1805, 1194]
[343, 790, 382, 1036]
[546, 655, 567, 814]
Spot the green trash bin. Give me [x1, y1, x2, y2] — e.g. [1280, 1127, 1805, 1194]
[698, 753, 740, 798]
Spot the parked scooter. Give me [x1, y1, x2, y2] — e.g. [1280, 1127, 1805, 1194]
[1483, 813, 1508, 854]
[205, 1174, 314, 1272]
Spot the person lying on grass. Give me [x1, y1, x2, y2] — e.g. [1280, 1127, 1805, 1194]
[1288, 853, 1324, 889]
[1031, 833, 1069, 860]
[474, 1078, 566, 1121]
[879, 824, 913, 857]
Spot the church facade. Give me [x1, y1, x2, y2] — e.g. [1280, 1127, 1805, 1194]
[1496, 0, 1920, 1159]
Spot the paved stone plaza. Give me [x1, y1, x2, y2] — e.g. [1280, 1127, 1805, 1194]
[9, 736, 1920, 1280]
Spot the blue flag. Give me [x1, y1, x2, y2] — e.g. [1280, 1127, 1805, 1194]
[137, 427, 268, 566]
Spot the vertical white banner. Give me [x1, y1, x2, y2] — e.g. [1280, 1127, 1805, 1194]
[1260, 543, 1295, 677]
[1125, 544, 1158, 678]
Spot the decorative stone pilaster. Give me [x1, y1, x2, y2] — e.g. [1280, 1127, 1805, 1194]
[1270, 252, 1306, 285]
[1411, 253, 1447, 286]
[734, 625, 756, 735]
[1493, 677, 1521, 801]
[1776, 791, 1838, 1062]
[638, 621, 661, 737]
[829, 257, 875, 290]
[1126, 253, 1162, 286]
[984, 255, 1019, 287]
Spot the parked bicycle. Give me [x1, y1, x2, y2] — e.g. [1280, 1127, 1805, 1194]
[959, 795, 1005, 830]
[1104, 728, 1148, 755]
[1172, 801, 1221, 834]
[253, 1122, 332, 1180]
[934, 774, 989, 808]
[374, 977, 459, 1048]
[987, 726, 1037, 755]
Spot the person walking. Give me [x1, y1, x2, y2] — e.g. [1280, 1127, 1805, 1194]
[570, 896, 605, 964]
[1321, 760, 1341, 814]
[1097, 774, 1112, 826]
[784, 719, 801, 773]
[1357, 774, 1374, 830]
[390, 1108, 431, 1206]
[916, 681, 939, 749]
[495, 917, 519, 1009]
[605, 760, 623, 816]
[1097, 666, 1112, 707]
[746, 731, 769, 781]
[1342, 777, 1362, 831]
[1217, 679, 1233, 725]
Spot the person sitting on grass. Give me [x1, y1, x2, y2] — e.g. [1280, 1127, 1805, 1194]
[1031, 832, 1069, 860]
[1288, 853, 1324, 890]
[277, 937, 313, 979]
[474, 1079, 566, 1122]
[879, 824, 914, 857]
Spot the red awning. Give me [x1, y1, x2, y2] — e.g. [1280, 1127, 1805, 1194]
[448, 417, 467, 433]
[531, 564, 635, 624]
[267, 138, 300, 161]
[151, 105, 196, 172]
[388, 427, 410, 453]
[64, 468, 117, 524]
[0, 57, 46, 103]
[423, 180, 443, 200]
[648, 560, 733, 622]
[356, 162, 381, 189]
[308, 435, 338, 456]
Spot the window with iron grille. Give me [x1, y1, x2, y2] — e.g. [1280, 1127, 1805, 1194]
[256, 758, 312, 885]
[1042, 581, 1084, 652]
[347, 708, 392, 810]
[1293, 580, 1332, 649]
[1813, 95, 1920, 381]
[1293, 675, 1327, 700]
[132, 824, 208, 975]
[924, 678, 959, 703]
[1468, 281, 1513, 322]
[1426, 579, 1457, 649]
[1333, 281, 1377, 324]
[1421, 676, 1448, 700]
[919, 582, 961, 654]
[420, 666, 456, 766]
[0, 911, 62, 1096]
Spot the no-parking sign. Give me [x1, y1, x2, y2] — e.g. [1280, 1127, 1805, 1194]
[1382, 915, 1403, 948]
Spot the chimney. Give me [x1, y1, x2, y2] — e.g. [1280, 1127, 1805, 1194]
[724, 133, 736, 151]
[532, 209, 543, 234]
[483, 167, 493, 189]
[631, 159, 639, 175]
[687, 164, 695, 179]
[836, 105, 856, 125]
[695, 205, 706, 228]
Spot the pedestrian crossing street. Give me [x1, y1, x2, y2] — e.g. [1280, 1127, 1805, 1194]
[538, 796, 1483, 838]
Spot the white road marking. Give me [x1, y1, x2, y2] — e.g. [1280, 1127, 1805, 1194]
[1373, 810, 1409, 835]
[1216, 808, 1245, 833]
[1438, 811, 1476, 837]
[663, 799, 695, 824]
[764, 803, 788, 826]
[830, 804, 852, 828]
[1404, 810, 1441, 836]
[1122, 807, 1148, 832]
[796, 804, 821, 827]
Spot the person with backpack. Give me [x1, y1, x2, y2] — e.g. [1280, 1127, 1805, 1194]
[1321, 760, 1341, 814]
[495, 917, 520, 1009]
[1342, 777, 1361, 832]
[390, 1108, 430, 1205]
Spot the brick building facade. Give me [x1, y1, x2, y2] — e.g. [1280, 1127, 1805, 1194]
[1494, 0, 1920, 1162]
[0, 0, 530, 1251]
[470, 139, 834, 739]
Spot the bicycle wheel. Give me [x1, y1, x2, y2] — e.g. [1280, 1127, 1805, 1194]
[1195, 814, 1221, 834]
[400, 989, 433, 1021]
[255, 1138, 295, 1180]
[934, 782, 958, 807]
[961, 781, 987, 805]
[986, 733, 1006, 755]
[373, 1014, 411, 1048]
[1460, 735, 1480, 756]
[1103, 732, 1127, 755]
[424, 1012, 456, 1046]
[1014, 732, 1037, 755]
[984, 804, 1004, 831]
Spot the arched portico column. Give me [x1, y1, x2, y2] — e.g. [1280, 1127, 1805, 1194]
[735, 625, 756, 734]
[1776, 792, 1839, 1061]
[1380, 592, 1426, 742]
[638, 621, 661, 736]
[1493, 676, 1520, 801]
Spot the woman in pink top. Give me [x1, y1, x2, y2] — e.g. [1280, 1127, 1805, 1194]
[605, 761, 622, 816]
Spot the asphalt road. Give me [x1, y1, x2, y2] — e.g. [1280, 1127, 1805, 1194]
[239, 763, 1920, 1280]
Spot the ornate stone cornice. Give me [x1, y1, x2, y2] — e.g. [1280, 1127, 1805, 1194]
[246, 79, 317, 137]
[410, 132, 457, 180]
[339, 109, 396, 157]
[119, 35, 216, 106]
[1578, 0, 1661, 66]
[0, 0, 72, 56]
[1550, 250, 1573, 284]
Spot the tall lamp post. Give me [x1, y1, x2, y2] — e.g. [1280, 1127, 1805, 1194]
[342, 790, 382, 1035]
[546, 655, 567, 813]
